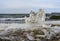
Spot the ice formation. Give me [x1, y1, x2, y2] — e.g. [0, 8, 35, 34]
[0, 9, 60, 41]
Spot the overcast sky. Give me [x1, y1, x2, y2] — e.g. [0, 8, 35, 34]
[0, 0, 60, 13]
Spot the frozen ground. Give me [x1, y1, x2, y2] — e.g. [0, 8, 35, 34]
[0, 23, 60, 41]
